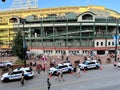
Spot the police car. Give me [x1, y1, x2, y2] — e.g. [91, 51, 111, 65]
[49, 62, 73, 75]
[1, 67, 34, 82]
[79, 60, 101, 70]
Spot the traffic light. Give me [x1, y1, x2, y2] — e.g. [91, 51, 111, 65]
[1, 0, 6, 2]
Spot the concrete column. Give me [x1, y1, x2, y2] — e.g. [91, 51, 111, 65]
[52, 50, 56, 55]
[66, 50, 69, 56]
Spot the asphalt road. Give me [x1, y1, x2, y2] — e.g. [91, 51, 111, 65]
[0, 64, 120, 90]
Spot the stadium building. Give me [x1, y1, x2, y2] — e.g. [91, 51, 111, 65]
[0, 5, 120, 56]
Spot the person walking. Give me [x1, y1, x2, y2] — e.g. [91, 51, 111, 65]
[47, 78, 51, 90]
[42, 63, 46, 73]
[73, 66, 77, 75]
[59, 69, 65, 81]
[21, 71, 25, 86]
[76, 67, 80, 77]
[36, 64, 41, 74]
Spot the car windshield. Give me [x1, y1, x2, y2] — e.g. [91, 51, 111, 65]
[83, 61, 89, 65]
[26, 69, 32, 72]
[8, 71, 13, 75]
[69, 64, 72, 67]
[55, 65, 59, 69]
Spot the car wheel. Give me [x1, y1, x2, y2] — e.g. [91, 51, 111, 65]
[24, 76, 29, 80]
[118, 65, 120, 68]
[84, 67, 87, 70]
[96, 65, 100, 69]
[53, 71, 57, 75]
[7, 65, 11, 68]
[3, 78, 10, 82]
[68, 69, 71, 73]
[80, 68, 84, 71]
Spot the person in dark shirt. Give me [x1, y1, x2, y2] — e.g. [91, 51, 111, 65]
[47, 78, 51, 90]
[21, 71, 25, 86]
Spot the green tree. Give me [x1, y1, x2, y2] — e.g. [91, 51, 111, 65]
[12, 30, 27, 60]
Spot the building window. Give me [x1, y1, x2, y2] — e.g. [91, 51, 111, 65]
[112, 42, 114, 46]
[9, 17, 18, 23]
[108, 42, 110, 46]
[82, 14, 93, 20]
[119, 41, 120, 45]
[96, 42, 99, 46]
[101, 42, 103, 46]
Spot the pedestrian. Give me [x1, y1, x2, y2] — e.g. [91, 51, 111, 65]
[59, 69, 65, 81]
[113, 61, 117, 67]
[47, 78, 51, 90]
[76, 67, 80, 77]
[21, 71, 25, 86]
[61, 54, 64, 60]
[36, 64, 41, 74]
[33, 61, 37, 66]
[30, 62, 33, 67]
[42, 63, 46, 73]
[73, 67, 77, 75]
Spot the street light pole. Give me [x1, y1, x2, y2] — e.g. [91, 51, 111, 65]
[22, 19, 27, 67]
[114, 19, 119, 62]
[114, 30, 117, 62]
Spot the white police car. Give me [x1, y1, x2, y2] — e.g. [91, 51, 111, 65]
[1, 67, 34, 82]
[79, 60, 101, 70]
[49, 62, 73, 75]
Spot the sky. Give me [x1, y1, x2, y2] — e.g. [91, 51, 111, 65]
[0, 0, 120, 13]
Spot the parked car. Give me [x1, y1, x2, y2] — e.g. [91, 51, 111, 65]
[0, 61, 13, 68]
[1, 67, 34, 82]
[114, 62, 120, 67]
[49, 62, 73, 75]
[79, 60, 101, 70]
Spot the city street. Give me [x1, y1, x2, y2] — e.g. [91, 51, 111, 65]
[0, 64, 120, 90]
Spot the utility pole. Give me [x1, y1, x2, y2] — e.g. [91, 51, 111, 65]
[114, 19, 119, 62]
[22, 19, 27, 67]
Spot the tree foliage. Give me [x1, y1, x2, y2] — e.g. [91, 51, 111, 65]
[12, 30, 26, 60]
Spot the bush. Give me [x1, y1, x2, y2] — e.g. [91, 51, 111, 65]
[14, 60, 24, 64]
[1, 67, 9, 75]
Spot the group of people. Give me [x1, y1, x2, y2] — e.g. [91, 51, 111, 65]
[36, 63, 46, 74]
[29, 60, 47, 74]
[20, 54, 81, 89]
[73, 66, 81, 77]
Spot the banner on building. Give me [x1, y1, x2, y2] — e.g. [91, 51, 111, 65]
[113, 35, 119, 46]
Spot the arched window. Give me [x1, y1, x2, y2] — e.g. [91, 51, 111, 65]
[82, 14, 93, 20]
[9, 17, 19, 23]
